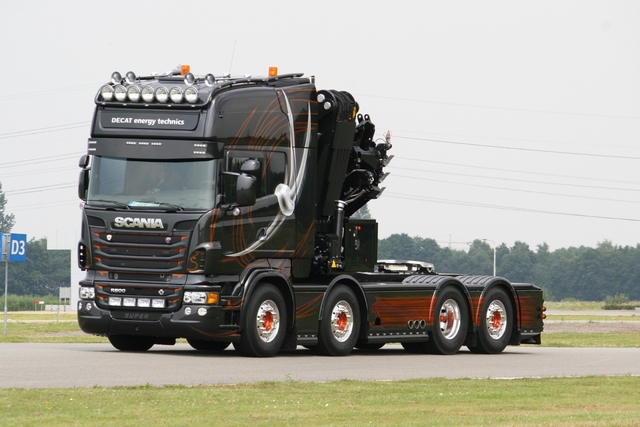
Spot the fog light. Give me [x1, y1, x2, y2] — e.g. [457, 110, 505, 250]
[126, 85, 141, 102]
[185, 307, 192, 315]
[78, 301, 83, 310]
[152, 299, 165, 308]
[86, 302, 92, 311]
[169, 86, 183, 103]
[197, 307, 207, 316]
[184, 86, 198, 103]
[114, 85, 127, 102]
[123, 298, 136, 307]
[155, 86, 169, 103]
[100, 85, 114, 101]
[141, 85, 154, 103]
[109, 297, 122, 306]
[138, 298, 151, 308]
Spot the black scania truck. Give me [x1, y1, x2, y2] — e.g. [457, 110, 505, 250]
[77, 66, 544, 357]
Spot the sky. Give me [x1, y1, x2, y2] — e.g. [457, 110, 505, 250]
[1, 0, 639, 255]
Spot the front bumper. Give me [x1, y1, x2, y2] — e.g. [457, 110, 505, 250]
[77, 299, 241, 342]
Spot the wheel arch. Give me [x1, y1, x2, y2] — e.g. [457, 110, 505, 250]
[318, 275, 368, 340]
[241, 269, 296, 334]
[430, 276, 474, 327]
[458, 275, 519, 344]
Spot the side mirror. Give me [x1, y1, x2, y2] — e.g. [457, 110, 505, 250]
[79, 155, 89, 168]
[236, 174, 257, 207]
[78, 169, 89, 201]
[240, 159, 260, 175]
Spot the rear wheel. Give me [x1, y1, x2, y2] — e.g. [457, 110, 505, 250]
[316, 285, 360, 356]
[187, 339, 230, 352]
[234, 284, 287, 357]
[108, 335, 155, 352]
[468, 287, 513, 354]
[424, 287, 469, 354]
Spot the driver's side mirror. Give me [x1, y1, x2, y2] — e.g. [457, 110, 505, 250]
[236, 173, 257, 207]
[78, 155, 90, 201]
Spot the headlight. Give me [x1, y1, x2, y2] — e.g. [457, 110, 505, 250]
[183, 292, 218, 305]
[79, 286, 95, 299]
[184, 86, 198, 104]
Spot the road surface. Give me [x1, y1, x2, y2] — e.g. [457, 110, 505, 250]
[1, 343, 639, 388]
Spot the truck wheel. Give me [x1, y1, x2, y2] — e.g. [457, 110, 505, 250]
[108, 335, 155, 352]
[187, 339, 230, 351]
[317, 285, 360, 356]
[468, 287, 513, 354]
[425, 287, 469, 355]
[235, 283, 287, 357]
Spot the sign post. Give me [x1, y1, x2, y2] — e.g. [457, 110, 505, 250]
[3, 233, 27, 337]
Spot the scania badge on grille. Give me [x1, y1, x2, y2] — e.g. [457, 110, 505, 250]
[165, 237, 172, 244]
[158, 289, 165, 295]
[107, 234, 113, 241]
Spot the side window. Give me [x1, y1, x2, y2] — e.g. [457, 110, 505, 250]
[224, 151, 287, 202]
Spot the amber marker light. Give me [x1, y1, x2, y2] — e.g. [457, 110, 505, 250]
[268, 67, 278, 77]
[180, 65, 191, 76]
[207, 293, 219, 304]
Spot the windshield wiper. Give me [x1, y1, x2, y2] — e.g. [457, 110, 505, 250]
[87, 199, 131, 209]
[128, 201, 185, 212]
[154, 202, 184, 212]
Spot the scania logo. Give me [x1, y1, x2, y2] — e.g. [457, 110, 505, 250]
[110, 288, 127, 294]
[113, 217, 165, 229]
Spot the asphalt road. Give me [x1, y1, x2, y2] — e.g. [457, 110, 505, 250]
[2, 343, 639, 388]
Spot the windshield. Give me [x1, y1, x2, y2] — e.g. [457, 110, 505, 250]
[87, 157, 217, 210]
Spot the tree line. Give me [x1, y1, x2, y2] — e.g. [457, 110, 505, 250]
[378, 233, 640, 301]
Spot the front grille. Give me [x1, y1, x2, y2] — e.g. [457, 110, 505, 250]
[90, 230, 190, 274]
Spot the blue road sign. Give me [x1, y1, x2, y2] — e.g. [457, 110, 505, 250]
[8, 234, 27, 262]
[0, 234, 4, 261]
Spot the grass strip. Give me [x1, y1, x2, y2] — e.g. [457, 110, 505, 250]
[1, 377, 639, 426]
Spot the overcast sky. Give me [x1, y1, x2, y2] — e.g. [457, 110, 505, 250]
[1, 0, 638, 254]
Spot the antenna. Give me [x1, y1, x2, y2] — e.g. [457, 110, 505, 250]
[228, 39, 237, 75]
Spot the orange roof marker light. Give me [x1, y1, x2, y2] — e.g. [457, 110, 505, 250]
[268, 67, 278, 77]
[180, 65, 191, 76]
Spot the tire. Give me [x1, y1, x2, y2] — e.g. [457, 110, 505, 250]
[234, 283, 287, 357]
[108, 335, 155, 352]
[316, 285, 360, 356]
[424, 287, 469, 355]
[468, 287, 513, 354]
[187, 339, 230, 351]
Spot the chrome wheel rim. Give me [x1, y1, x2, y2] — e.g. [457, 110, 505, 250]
[439, 299, 462, 340]
[330, 300, 354, 342]
[486, 300, 507, 340]
[255, 300, 280, 343]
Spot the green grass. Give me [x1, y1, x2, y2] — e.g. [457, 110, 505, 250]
[1, 377, 639, 426]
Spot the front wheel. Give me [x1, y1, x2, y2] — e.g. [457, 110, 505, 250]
[468, 287, 513, 354]
[234, 283, 287, 357]
[424, 287, 469, 355]
[316, 285, 360, 356]
[108, 335, 155, 352]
